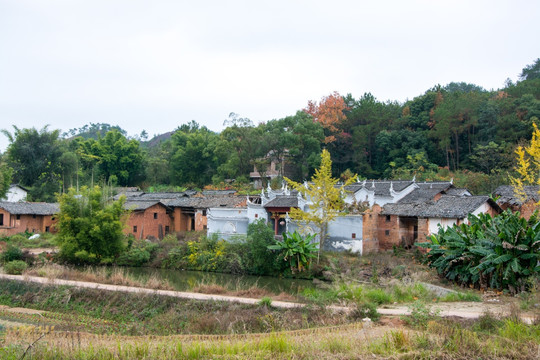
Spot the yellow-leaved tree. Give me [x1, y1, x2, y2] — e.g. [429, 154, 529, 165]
[511, 122, 540, 203]
[285, 149, 356, 262]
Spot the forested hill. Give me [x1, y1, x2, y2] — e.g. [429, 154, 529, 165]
[1, 59, 539, 201]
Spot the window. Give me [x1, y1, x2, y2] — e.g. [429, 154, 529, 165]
[351, 233, 356, 239]
[0, 214, 3, 226]
[255, 214, 258, 218]
[203, 225, 207, 230]
[16, 215, 20, 220]
[33, 214, 36, 219]
[385, 215, 391, 222]
[202, 210, 207, 216]
[133, 226, 137, 233]
[165, 226, 170, 234]
[385, 230, 390, 236]
[153, 213, 158, 219]
[45, 226, 50, 232]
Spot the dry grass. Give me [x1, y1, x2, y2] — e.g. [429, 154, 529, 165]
[24, 264, 173, 290]
[4, 319, 540, 359]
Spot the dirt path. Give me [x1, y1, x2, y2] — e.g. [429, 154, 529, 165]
[0, 273, 535, 323]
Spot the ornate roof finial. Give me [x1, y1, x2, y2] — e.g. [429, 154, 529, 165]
[371, 180, 375, 188]
[390, 181, 393, 192]
[412, 174, 416, 182]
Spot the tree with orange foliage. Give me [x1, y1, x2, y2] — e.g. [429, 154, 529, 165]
[303, 91, 349, 144]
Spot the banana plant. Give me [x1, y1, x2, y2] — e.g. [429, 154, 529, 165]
[418, 209, 540, 293]
[268, 231, 318, 273]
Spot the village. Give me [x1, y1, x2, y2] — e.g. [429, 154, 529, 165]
[0, 176, 535, 255]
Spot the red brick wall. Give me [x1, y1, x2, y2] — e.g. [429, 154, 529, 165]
[126, 204, 173, 240]
[0, 210, 57, 236]
[194, 210, 207, 231]
[362, 206, 380, 253]
[377, 214, 400, 250]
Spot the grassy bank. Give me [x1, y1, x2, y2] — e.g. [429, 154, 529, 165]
[0, 280, 355, 336]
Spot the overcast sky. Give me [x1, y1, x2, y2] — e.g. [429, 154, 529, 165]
[0, 0, 538, 152]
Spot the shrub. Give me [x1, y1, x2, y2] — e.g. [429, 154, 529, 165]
[350, 301, 380, 321]
[2, 244, 23, 263]
[117, 248, 151, 267]
[258, 296, 273, 307]
[244, 220, 280, 275]
[4, 260, 28, 275]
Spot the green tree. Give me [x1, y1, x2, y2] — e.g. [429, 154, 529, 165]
[285, 149, 356, 262]
[169, 124, 220, 187]
[1, 125, 63, 201]
[0, 162, 13, 200]
[95, 130, 144, 186]
[56, 186, 126, 264]
[520, 58, 540, 81]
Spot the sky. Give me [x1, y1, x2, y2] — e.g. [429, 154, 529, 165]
[0, 0, 538, 152]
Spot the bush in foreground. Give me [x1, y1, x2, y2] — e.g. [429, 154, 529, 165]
[3, 260, 28, 275]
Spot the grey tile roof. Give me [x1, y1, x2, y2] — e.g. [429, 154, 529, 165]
[202, 190, 237, 196]
[0, 202, 59, 215]
[124, 200, 170, 211]
[166, 196, 246, 209]
[382, 195, 492, 218]
[264, 196, 299, 208]
[493, 185, 540, 206]
[344, 180, 452, 197]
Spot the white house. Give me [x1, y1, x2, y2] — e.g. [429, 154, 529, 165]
[3, 185, 28, 202]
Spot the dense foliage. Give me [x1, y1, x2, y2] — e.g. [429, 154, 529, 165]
[56, 186, 127, 264]
[161, 222, 288, 276]
[2, 59, 539, 197]
[418, 210, 540, 293]
[268, 231, 318, 273]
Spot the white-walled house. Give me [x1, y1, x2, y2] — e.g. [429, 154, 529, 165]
[2, 185, 28, 202]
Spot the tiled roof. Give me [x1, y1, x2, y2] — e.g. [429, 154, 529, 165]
[493, 185, 540, 206]
[0, 202, 59, 215]
[166, 196, 246, 209]
[202, 190, 237, 196]
[345, 180, 411, 196]
[382, 195, 492, 218]
[124, 200, 170, 211]
[264, 196, 299, 208]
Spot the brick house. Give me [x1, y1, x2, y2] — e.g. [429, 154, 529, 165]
[379, 193, 500, 250]
[493, 185, 539, 219]
[124, 200, 174, 240]
[0, 202, 59, 236]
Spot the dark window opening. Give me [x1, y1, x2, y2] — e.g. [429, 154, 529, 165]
[165, 226, 170, 234]
[385, 215, 391, 222]
[203, 225, 207, 230]
[202, 210, 207, 216]
[351, 233, 356, 239]
[33, 214, 36, 219]
[16, 215, 20, 220]
[0, 214, 3, 226]
[153, 213, 158, 219]
[255, 214, 258, 218]
[133, 226, 137, 233]
[52, 217, 55, 220]
[385, 230, 390, 236]
[45, 226, 50, 232]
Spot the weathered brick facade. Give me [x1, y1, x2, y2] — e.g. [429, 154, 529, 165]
[126, 203, 173, 240]
[0, 210, 56, 236]
[0, 202, 59, 236]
